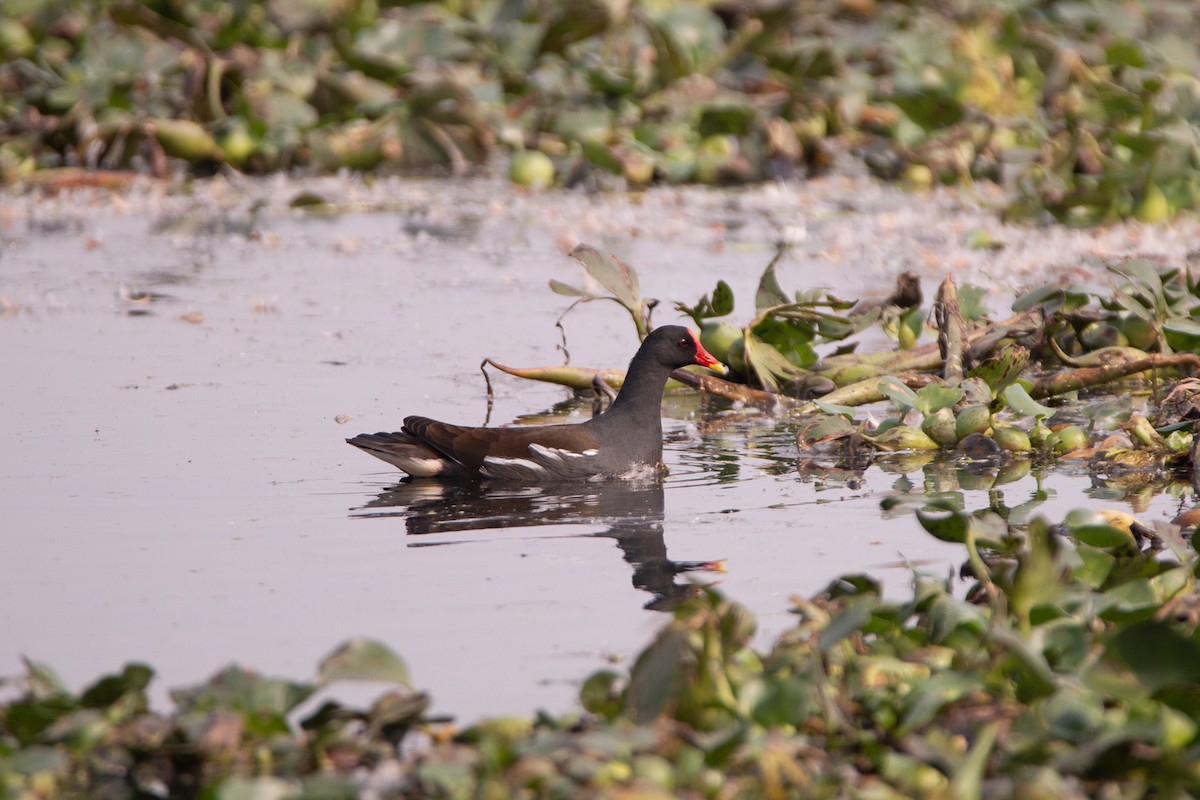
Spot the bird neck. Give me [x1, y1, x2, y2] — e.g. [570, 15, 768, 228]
[604, 347, 671, 422]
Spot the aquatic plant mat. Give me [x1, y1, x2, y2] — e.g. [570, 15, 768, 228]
[5, 502, 1200, 798]
[4, 0, 1200, 222]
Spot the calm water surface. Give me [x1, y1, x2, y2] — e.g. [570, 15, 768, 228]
[1, 176, 1188, 718]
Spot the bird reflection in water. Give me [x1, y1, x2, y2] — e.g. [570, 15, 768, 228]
[353, 480, 723, 611]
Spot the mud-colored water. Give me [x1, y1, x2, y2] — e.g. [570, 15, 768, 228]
[4, 172, 1198, 719]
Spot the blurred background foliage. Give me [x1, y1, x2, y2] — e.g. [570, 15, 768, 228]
[2, 0, 1199, 224]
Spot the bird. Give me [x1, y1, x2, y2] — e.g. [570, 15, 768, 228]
[347, 325, 725, 481]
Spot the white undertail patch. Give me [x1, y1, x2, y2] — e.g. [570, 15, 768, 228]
[390, 456, 447, 477]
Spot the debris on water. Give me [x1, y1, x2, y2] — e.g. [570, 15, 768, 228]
[118, 285, 175, 305]
[289, 191, 328, 208]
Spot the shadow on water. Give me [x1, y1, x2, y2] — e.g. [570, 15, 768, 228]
[350, 479, 724, 611]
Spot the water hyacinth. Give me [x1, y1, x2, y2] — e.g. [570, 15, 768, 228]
[3, 0, 1200, 220]
[954, 403, 993, 441]
[921, 407, 959, 448]
[991, 425, 1032, 453]
[7, 503, 1200, 797]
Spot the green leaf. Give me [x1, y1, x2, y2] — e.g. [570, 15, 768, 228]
[3, 745, 68, 777]
[1111, 621, 1200, 690]
[624, 627, 690, 724]
[753, 314, 820, 367]
[892, 86, 964, 130]
[811, 400, 857, 418]
[1167, 319, 1200, 336]
[1100, 578, 1163, 619]
[80, 663, 154, 709]
[416, 763, 478, 800]
[643, 18, 692, 83]
[752, 675, 814, 727]
[798, 413, 855, 444]
[1111, 258, 1167, 295]
[552, 107, 615, 143]
[950, 720, 999, 799]
[569, 244, 641, 310]
[817, 315, 856, 340]
[22, 657, 68, 698]
[215, 777, 295, 800]
[899, 307, 925, 344]
[1010, 518, 1066, 626]
[548, 278, 599, 298]
[170, 665, 315, 717]
[4, 696, 78, 745]
[755, 259, 790, 312]
[966, 343, 1029, 396]
[1106, 39, 1149, 68]
[878, 376, 921, 413]
[958, 285, 989, 321]
[297, 776, 359, 800]
[916, 384, 964, 414]
[697, 101, 756, 137]
[964, 227, 1002, 250]
[1063, 510, 1134, 549]
[916, 506, 968, 543]
[991, 625, 1056, 699]
[646, 4, 724, 80]
[1002, 383, 1055, 419]
[1165, 429, 1193, 453]
[1075, 544, 1116, 589]
[1012, 284, 1089, 314]
[901, 672, 979, 729]
[1038, 688, 1103, 740]
[1110, 284, 1156, 322]
[744, 333, 805, 390]
[711, 280, 734, 316]
[817, 597, 875, 652]
[319, 638, 412, 687]
[1164, 318, 1200, 352]
[580, 139, 624, 174]
[579, 670, 622, 719]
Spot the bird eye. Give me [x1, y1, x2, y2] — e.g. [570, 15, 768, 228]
[678, 338, 689, 349]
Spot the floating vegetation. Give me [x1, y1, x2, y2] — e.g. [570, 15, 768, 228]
[6, 501, 1200, 797]
[480, 245, 1200, 499]
[3, 0, 1199, 221]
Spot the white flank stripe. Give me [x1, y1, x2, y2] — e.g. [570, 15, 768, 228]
[529, 443, 597, 461]
[482, 455, 546, 473]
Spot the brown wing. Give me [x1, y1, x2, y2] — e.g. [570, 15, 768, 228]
[403, 416, 602, 476]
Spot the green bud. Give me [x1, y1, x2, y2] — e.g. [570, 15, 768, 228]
[1050, 425, 1088, 454]
[955, 403, 992, 440]
[868, 425, 940, 452]
[921, 408, 959, 448]
[509, 150, 555, 189]
[992, 425, 1032, 452]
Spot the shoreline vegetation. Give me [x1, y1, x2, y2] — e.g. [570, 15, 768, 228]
[1, 0, 1198, 223]
[6, 505, 1200, 798]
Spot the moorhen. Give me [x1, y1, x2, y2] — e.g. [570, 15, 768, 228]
[347, 325, 724, 481]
